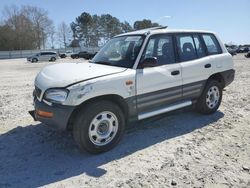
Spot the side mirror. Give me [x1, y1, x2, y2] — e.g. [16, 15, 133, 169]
[139, 57, 157, 68]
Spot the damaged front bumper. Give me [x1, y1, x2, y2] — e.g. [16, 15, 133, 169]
[29, 99, 75, 130]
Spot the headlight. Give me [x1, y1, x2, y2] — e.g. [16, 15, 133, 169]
[44, 89, 69, 103]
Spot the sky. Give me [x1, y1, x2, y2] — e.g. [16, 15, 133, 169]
[0, 0, 250, 44]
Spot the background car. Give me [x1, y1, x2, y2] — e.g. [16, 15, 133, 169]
[245, 51, 250, 58]
[27, 52, 57, 63]
[227, 47, 237, 56]
[70, 51, 97, 59]
[237, 47, 249, 53]
[59, 50, 73, 58]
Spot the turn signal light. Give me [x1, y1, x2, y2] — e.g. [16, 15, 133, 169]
[126, 80, 133, 85]
[36, 110, 53, 118]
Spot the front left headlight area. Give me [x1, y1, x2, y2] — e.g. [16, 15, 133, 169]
[44, 89, 69, 104]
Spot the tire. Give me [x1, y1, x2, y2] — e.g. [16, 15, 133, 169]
[32, 58, 38, 63]
[196, 80, 222, 114]
[73, 101, 125, 154]
[50, 57, 56, 62]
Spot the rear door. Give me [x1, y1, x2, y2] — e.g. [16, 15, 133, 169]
[136, 34, 182, 114]
[39, 52, 47, 61]
[201, 34, 227, 72]
[176, 33, 213, 100]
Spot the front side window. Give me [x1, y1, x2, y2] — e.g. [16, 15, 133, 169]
[202, 34, 222, 55]
[176, 35, 197, 62]
[140, 35, 175, 66]
[92, 35, 145, 68]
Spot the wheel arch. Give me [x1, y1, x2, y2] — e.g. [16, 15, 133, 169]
[67, 94, 129, 130]
[207, 73, 225, 88]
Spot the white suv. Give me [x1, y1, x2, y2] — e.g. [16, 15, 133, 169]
[30, 27, 235, 153]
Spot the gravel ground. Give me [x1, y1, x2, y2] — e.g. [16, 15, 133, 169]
[0, 55, 250, 188]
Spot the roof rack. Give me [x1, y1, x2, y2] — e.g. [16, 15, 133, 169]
[142, 26, 168, 35]
[134, 26, 168, 33]
[149, 26, 168, 30]
[115, 26, 168, 37]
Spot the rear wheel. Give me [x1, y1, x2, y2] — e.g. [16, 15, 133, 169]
[50, 57, 56, 62]
[73, 101, 125, 154]
[196, 80, 222, 114]
[32, 58, 38, 63]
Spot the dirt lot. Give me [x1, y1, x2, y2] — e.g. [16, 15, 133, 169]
[0, 55, 250, 188]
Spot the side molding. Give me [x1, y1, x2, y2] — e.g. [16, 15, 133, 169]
[138, 100, 192, 120]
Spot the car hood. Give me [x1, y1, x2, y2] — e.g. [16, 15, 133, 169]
[35, 62, 127, 90]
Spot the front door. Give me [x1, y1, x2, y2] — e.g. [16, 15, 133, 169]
[136, 34, 182, 114]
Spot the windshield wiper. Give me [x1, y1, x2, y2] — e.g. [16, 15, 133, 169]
[92, 61, 112, 66]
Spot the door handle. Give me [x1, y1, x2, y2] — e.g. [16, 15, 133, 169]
[204, 64, 211, 68]
[171, 70, 180, 76]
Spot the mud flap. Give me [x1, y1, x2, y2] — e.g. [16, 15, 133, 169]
[29, 110, 37, 121]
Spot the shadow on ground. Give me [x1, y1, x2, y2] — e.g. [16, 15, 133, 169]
[0, 109, 224, 187]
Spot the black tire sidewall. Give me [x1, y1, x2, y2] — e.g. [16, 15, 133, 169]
[197, 80, 222, 114]
[32, 58, 38, 63]
[73, 101, 125, 154]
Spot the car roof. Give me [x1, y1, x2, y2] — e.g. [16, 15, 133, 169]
[116, 27, 215, 37]
[40, 51, 56, 53]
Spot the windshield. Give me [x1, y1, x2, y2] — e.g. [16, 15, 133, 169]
[92, 35, 145, 68]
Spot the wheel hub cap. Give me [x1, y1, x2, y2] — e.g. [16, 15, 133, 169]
[97, 121, 109, 135]
[88, 111, 118, 146]
[206, 86, 220, 109]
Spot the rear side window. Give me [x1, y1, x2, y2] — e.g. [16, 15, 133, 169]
[193, 35, 206, 58]
[176, 35, 197, 62]
[202, 34, 222, 55]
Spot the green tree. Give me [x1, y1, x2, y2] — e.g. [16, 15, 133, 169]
[99, 14, 122, 42]
[121, 21, 133, 33]
[133, 19, 160, 30]
[74, 12, 93, 47]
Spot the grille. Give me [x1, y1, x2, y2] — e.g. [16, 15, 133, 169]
[35, 86, 42, 98]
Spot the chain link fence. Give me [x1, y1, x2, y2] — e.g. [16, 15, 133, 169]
[0, 47, 100, 59]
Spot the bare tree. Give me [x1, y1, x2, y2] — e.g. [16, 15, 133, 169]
[48, 25, 56, 49]
[21, 5, 54, 49]
[2, 5, 37, 50]
[1, 5, 54, 50]
[57, 22, 71, 49]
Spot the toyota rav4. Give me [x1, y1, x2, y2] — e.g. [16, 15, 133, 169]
[29, 27, 235, 153]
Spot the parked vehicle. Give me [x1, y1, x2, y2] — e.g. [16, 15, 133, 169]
[71, 51, 97, 59]
[237, 47, 249, 53]
[27, 52, 57, 63]
[59, 50, 73, 58]
[59, 53, 67, 58]
[245, 51, 250, 58]
[226, 47, 237, 56]
[29, 27, 235, 153]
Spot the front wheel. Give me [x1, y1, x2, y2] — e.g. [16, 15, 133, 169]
[196, 80, 222, 114]
[73, 101, 125, 154]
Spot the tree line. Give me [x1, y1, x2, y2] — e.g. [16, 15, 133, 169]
[0, 5, 160, 51]
[0, 5, 54, 50]
[70, 12, 160, 48]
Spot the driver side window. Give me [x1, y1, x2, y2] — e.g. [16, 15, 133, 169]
[140, 35, 175, 67]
